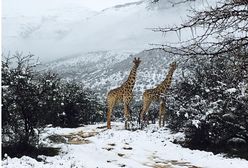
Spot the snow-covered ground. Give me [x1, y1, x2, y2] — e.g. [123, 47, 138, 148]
[2, 122, 248, 168]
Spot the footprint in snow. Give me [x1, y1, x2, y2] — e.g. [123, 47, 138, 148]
[102, 147, 114, 151]
[118, 163, 126, 167]
[107, 160, 117, 163]
[117, 153, 125, 157]
[123, 146, 133, 150]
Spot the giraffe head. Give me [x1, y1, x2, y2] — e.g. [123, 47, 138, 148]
[169, 61, 177, 71]
[133, 57, 141, 67]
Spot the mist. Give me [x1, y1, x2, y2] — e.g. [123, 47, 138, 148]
[2, 0, 194, 63]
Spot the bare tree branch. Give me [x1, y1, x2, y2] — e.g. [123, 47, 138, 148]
[152, 0, 248, 57]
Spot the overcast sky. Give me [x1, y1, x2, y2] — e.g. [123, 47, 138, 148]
[2, 0, 150, 62]
[2, 0, 140, 16]
[2, 0, 199, 62]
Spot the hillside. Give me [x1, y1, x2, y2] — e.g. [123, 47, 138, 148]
[41, 49, 181, 100]
[4, 0, 247, 167]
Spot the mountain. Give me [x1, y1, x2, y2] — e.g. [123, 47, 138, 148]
[2, 0, 193, 62]
[42, 49, 181, 100]
[3, 0, 199, 100]
[3, 0, 198, 99]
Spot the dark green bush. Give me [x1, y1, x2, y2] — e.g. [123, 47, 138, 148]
[2, 54, 104, 150]
[167, 53, 248, 159]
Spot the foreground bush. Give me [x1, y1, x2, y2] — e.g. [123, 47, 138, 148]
[2, 54, 104, 151]
[167, 53, 248, 159]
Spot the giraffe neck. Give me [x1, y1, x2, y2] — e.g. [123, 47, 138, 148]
[156, 67, 176, 93]
[122, 64, 138, 90]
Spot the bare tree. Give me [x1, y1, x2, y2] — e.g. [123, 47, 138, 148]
[151, 0, 248, 57]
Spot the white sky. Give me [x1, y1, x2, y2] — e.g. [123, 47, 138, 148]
[2, 0, 147, 62]
[2, 0, 141, 16]
[1, 0, 198, 62]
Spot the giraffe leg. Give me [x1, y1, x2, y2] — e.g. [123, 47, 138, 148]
[162, 101, 167, 127]
[107, 107, 113, 129]
[107, 97, 116, 129]
[140, 98, 151, 122]
[159, 101, 162, 127]
[159, 100, 166, 127]
[123, 95, 132, 129]
[124, 103, 130, 129]
[162, 107, 166, 127]
[140, 98, 152, 128]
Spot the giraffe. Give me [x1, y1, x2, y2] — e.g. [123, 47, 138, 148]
[107, 57, 141, 129]
[139, 62, 177, 127]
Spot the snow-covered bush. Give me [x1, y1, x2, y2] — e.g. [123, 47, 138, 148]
[2, 54, 40, 147]
[36, 73, 104, 128]
[167, 53, 248, 157]
[58, 82, 104, 128]
[36, 72, 63, 126]
[2, 54, 104, 150]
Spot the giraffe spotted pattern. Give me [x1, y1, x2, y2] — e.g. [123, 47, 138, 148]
[140, 62, 177, 127]
[107, 57, 141, 129]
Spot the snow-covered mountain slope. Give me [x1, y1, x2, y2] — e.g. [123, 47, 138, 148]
[2, 0, 196, 62]
[42, 49, 181, 100]
[2, 122, 248, 168]
[3, 0, 212, 99]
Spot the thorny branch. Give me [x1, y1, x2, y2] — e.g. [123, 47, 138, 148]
[152, 0, 248, 57]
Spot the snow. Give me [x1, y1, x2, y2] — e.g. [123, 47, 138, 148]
[2, 122, 248, 168]
[225, 88, 238, 94]
[192, 120, 201, 128]
[238, 82, 247, 97]
[227, 137, 246, 144]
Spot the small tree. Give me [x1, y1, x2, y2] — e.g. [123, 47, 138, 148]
[2, 53, 40, 147]
[167, 53, 248, 157]
[2, 53, 105, 150]
[59, 82, 104, 128]
[152, 0, 248, 57]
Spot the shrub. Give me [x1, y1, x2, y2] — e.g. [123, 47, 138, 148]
[2, 54, 104, 151]
[167, 53, 248, 158]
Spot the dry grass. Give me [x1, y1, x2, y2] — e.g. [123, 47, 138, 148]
[146, 155, 203, 168]
[67, 138, 91, 144]
[152, 160, 203, 168]
[64, 131, 98, 139]
[48, 130, 100, 145]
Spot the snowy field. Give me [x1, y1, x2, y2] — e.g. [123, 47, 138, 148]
[2, 122, 248, 168]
